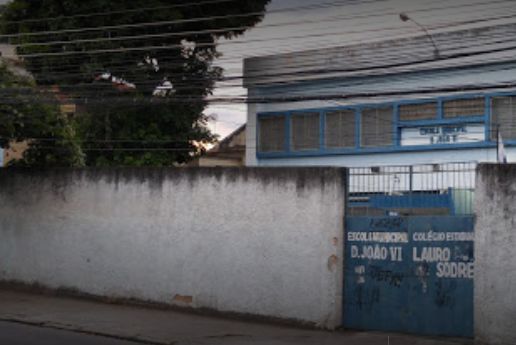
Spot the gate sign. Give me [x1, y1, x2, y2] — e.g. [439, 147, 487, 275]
[401, 124, 485, 146]
[344, 216, 474, 338]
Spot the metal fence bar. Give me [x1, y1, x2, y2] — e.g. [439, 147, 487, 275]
[347, 162, 477, 216]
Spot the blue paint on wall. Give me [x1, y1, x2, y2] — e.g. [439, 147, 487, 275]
[369, 193, 451, 210]
[256, 90, 516, 159]
[344, 216, 474, 338]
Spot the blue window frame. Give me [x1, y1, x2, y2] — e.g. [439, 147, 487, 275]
[290, 111, 321, 152]
[442, 97, 485, 119]
[325, 109, 357, 150]
[360, 106, 394, 148]
[491, 95, 516, 141]
[257, 114, 287, 154]
[398, 102, 438, 122]
[256, 91, 516, 158]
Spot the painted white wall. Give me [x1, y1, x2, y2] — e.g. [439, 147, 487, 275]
[245, 63, 516, 167]
[244, 24, 516, 168]
[0, 168, 345, 329]
[475, 164, 516, 345]
[255, 147, 505, 168]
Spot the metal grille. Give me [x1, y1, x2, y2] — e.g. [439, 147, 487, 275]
[398, 102, 438, 121]
[360, 106, 394, 147]
[258, 116, 286, 153]
[347, 162, 476, 216]
[491, 96, 516, 140]
[290, 112, 320, 151]
[325, 109, 356, 150]
[443, 98, 485, 118]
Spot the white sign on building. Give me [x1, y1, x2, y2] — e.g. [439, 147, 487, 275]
[401, 124, 485, 147]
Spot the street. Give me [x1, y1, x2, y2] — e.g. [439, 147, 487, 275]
[0, 290, 473, 345]
[0, 321, 141, 345]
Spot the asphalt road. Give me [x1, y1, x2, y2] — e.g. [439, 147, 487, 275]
[0, 321, 144, 345]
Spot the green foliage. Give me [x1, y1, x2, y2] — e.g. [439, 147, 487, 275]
[0, 62, 84, 167]
[76, 102, 212, 167]
[1, 0, 270, 166]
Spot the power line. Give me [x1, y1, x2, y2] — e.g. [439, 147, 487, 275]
[3, 0, 516, 140]
[8, 35, 516, 99]
[2, 0, 394, 39]
[12, 12, 516, 83]
[8, 0, 513, 49]
[0, 0, 236, 25]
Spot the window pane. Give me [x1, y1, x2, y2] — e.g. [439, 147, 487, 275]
[492, 96, 516, 140]
[290, 112, 320, 151]
[399, 102, 438, 121]
[443, 98, 485, 118]
[325, 110, 356, 149]
[360, 107, 393, 147]
[258, 116, 286, 153]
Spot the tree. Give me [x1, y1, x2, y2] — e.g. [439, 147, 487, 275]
[1, 0, 271, 166]
[0, 60, 83, 167]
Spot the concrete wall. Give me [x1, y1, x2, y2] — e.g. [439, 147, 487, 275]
[0, 168, 346, 329]
[475, 164, 516, 345]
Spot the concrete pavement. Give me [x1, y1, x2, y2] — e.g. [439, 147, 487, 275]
[0, 321, 141, 345]
[0, 289, 473, 345]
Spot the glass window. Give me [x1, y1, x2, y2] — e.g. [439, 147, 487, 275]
[491, 96, 516, 140]
[258, 116, 286, 153]
[443, 98, 485, 118]
[290, 112, 320, 151]
[399, 102, 438, 121]
[360, 106, 394, 148]
[325, 109, 356, 150]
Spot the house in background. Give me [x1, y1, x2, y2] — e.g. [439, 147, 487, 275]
[2, 142, 28, 166]
[244, 23, 516, 169]
[190, 125, 246, 167]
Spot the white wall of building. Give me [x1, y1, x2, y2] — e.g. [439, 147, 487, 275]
[245, 24, 516, 168]
[0, 168, 346, 329]
[245, 62, 516, 167]
[475, 164, 516, 345]
[253, 147, 504, 168]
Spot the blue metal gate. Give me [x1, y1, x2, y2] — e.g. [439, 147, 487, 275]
[344, 216, 474, 337]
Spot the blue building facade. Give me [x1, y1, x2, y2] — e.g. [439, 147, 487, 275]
[244, 23, 516, 168]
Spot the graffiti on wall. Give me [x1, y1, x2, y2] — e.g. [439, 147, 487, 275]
[344, 216, 474, 338]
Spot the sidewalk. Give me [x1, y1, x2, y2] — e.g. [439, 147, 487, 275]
[0, 289, 473, 345]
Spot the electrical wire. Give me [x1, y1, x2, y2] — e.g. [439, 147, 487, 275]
[2, 0, 516, 151]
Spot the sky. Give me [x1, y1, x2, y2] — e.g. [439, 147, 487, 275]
[208, 0, 516, 138]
